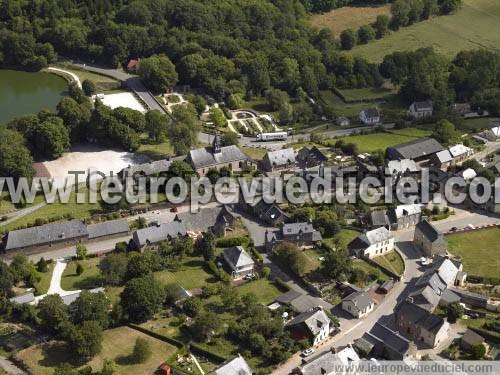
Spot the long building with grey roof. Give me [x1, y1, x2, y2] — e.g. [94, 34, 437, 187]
[132, 221, 187, 249]
[387, 137, 444, 163]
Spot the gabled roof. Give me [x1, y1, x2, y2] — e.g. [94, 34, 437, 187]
[388, 138, 444, 160]
[462, 329, 484, 347]
[361, 108, 380, 118]
[223, 246, 254, 269]
[275, 290, 303, 304]
[87, 219, 129, 239]
[213, 354, 252, 375]
[297, 146, 328, 165]
[275, 291, 332, 313]
[343, 291, 374, 311]
[415, 220, 442, 242]
[449, 144, 472, 158]
[286, 308, 330, 336]
[386, 159, 420, 174]
[300, 346, 359, 374]
[133, 221, 187, 247]
[396, 300, 446, 334]
[434, 150, 453, 163]
[175, 206, 233, 233]
[368, 322, 411, 355]
[411, 100, 433, 111]
[354, 227, 393, 247]
[119, 159, 172, 179]
[415, 271, 446, 293]
[432, 257, 460, 286]
[391, 204, 422, 219]
[408, 286, 440, 312]
[264, 148, 296, 167]
[282, 222, 322, 242]
[188, 145, 249, 169]
[5, 220, 88, 251]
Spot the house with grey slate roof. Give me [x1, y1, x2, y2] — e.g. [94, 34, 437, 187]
[174, 205, 234, 236]
[274, 290, 333, 314]
[356, 322, 415, 360]
[298, 346, 360, 375]
[395, 300, 449, 348]
[408, 100, 433, 118]
[222, 246, 255, 278]
[261, 148, 296, 172]
[265, 222, 322, 251]
[118, 159, 172, 180]
[296, 146, 328, 168]
[132, 221, 187, 249]
[342, 291, 375, 318]
[413, 220, 447, 257]
[238, 195, 288, 226]
[286, 307, 331, 345]
[430, 149, 453, 171]
[387, 137, 444, 163]
[3, 220, 89, 253]
[347, 227, 394, 258]
[388, 203, 422, 230]
[211, 353, 252, 375]
[408, 285, 441, 312]
[186, 134, 251, 176]
[359, 108, 380, 125]
[87, 219, 129, 240]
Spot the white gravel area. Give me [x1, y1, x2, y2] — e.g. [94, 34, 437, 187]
[100, 92, 146, 113]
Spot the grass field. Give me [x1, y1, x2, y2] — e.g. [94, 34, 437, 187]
[372, 250, 405, 275]
[53, 64, 121, 91]
[328, 128, 432, 153]
[33, 263, 55, 295]
[61, 258, 102, 291]
[0, 193, 16, 215]
[16, 326, 177, 375]
[154, 256, 216, 290]
[137, 140, 175, 160]
[337, 87, 397, 102]
[352, 0, 500, 62]
[447, 227, 500, 278]
[352, 259, 390, 281]
[236, 278, 282, 305]
[310, 5, 391, 35]
[241, 146, 267, 160]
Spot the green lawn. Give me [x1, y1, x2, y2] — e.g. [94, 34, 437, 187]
[137, 140, 175, 160]
[33, 263, 55, 295]
[241, 146, 267, 160]
[16, 326, 177, 375]
[352, 259, 391, 281]
[323, 229, 361, 249]
[461, 117, 499, 132]
[352, 0, 500, 62]
[337, 87, 397, 102]
[236, 278, 282, 305]
[61, 258, 102, 291]
[372, 250, 405, 276]
[154, 256, 216, 290]
[302, 248, 325, 274]
[447, 227, 500, 279]
[0, 192, 16, 215]
[328, 128, 432, 153]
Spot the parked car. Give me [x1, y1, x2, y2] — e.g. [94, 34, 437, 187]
[243, 273, 255, 280]
[301, 348, 315, 357]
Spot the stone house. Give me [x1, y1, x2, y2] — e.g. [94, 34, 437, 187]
[342, 291, 375, 318]
[348, 227, 394, 258]
[413, 220, 447, 257]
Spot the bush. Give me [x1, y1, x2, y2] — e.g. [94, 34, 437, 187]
[132, 338, 152, 363]
[206, 260, 231, 282]
[215, 236, 248, 247]
[261, 267, 271, 279]
[76, 263, 84, 276]
[274, 277, 290, 292]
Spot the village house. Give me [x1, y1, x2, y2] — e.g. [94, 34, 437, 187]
[407, 286, 441, 312]
[296, 146, 328, 168]
[261, 148, 296, 172]
[408, 100, 433, 119]
[186, 134, 251, 176]
[430, 149, 453, 171]
[387, 138, 444, 164]
[238, 195, 288, 225]
[132, 221, 187, 250]
[461, 329, 487, 352]
[265, 222, 322, 251]
[118, 159, 172, 180]
[347, 227, 394, 258]
[336, 116, 350, 127]
[413, 220, 447, 257]
[297, 346, 360, 375]
[222, 246, 255, 279]
[274, 290, 333, 314]
[448, 144, 473, 164]
[359, 108, 380, 125]
[369, 210, 390, 229]
[286, 307, 331, 345]
[342, 291, 375, 318]
[481, 124, 500, 142]
[355, 322, 415, 360]
[174, 205, 235, 237]
[211, 354, 252, 375]
[126, 58, 141, 72]
[395, 300, 449, 348]
[386, 159, 421, 179]
[388, 203, 422, 230]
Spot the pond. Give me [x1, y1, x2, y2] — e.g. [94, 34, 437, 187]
[0, 69, 67, 125]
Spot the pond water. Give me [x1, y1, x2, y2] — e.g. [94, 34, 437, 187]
[0, 69, 67, 125]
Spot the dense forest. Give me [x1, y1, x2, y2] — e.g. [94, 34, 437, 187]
[0, 0, 383, 99]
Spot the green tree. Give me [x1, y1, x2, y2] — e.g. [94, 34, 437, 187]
[313, 210, 340, 237]
[101, 359, 116, 375]
[273, 242, 307, 276]
[37, 257, 49, 273]
[0, 128, 34, 182]
[65, 320, 103, 359]
[54, 363, 76, 375]
[31, 117, 70, 159]
[113, 107, 146, 133]
[132, 338, 152, 363]
[440, 0, 462, 14]
[9, 255, 32, 284]
[0, 261, 14, 297]
[82, 79, 96, 96]
[38, 294, 69, 334]
[120, 275, 165, 322]
[446, 301, 464, 323]
[221, 132, 239, 147]
[191, 311, 221, 341]
[357, 25, 375, 44]
[391, 0, 411, 29]
[68, 81, 85, 104]
[126, 252, 154, 280]
[321, 250, 352, 281]
[99, 253, 128, 286]
[139, 54, 178, 93]
[340, 29, 357, 50]
[69, 291, 110, 328]
[75, 263, 84, 276]
[56, 97, 91, 141]
[145, 110, 168, 142]
[432, 120, 460, 145]
[76, 244, 87, 260]
[169, 105, 201, 155]
[209, 107, 227, 128]
[196, 232, 216, 261]
[191, 95, 207, 115]
[181, 297, 202, 317]
[471, 343, 486, 359]
[373, 15, 390, 38]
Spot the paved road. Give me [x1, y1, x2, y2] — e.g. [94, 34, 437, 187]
[0, 356, 25, 375]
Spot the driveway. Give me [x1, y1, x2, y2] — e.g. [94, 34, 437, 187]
[33, 259, 81, 304]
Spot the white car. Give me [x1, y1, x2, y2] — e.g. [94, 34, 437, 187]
[301, 348, 315, 357]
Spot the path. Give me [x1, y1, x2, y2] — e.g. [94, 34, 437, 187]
[46, 67, 82, 89]
[189, 354, 205, 375]
[33, 258, 81, 304]
[0, 356, 25, 375]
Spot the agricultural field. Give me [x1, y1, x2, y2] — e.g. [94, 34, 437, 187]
[336, 87, 397, 102]
[352, 0, 500, 62]
[16, 326, 177, 375]
[447, 227, 500, 279]
[328, 128, 432, 153]
[310, 5, 391, 35]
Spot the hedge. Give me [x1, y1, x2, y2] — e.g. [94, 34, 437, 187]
[248, 246, 264, 264]
[215, 236, 248, 247]
[206, 260, 231, 282]
[127, 324, 184, 348]
[189, 342, 228, 363]
[274, 277, 291, 292]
